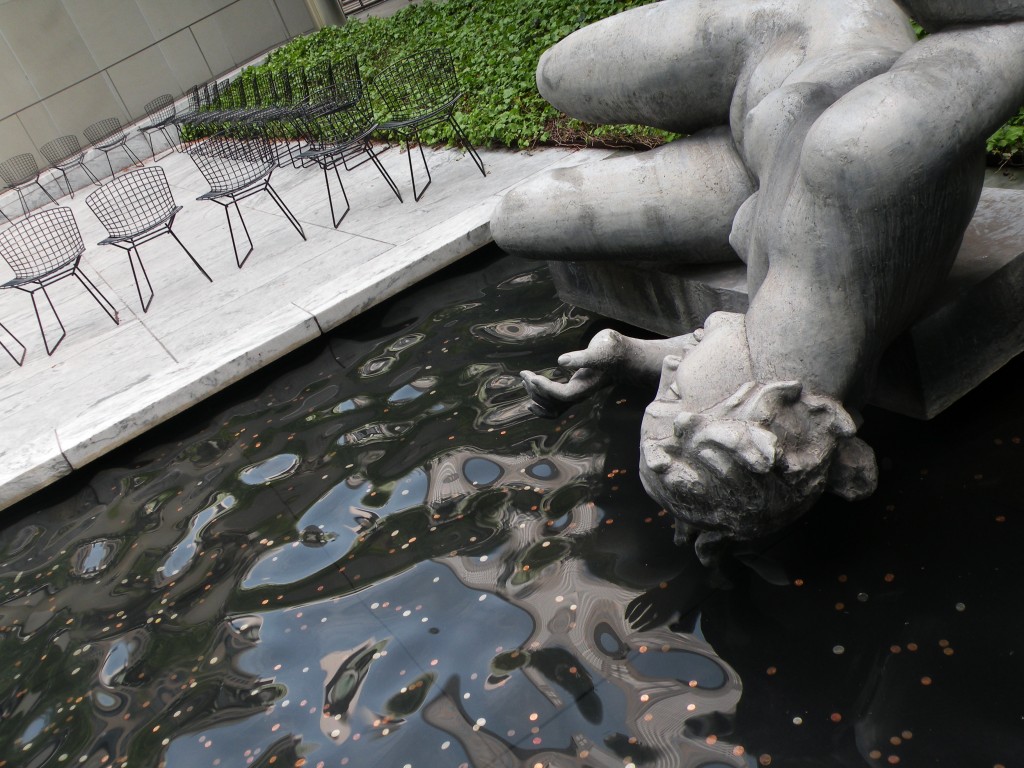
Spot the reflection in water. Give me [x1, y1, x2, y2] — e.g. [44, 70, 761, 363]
[1, 249, 1021, 767]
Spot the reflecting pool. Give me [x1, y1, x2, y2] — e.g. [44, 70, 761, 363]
[1, 247, 1022, 768]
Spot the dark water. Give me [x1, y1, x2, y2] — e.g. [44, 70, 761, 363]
[1, 248, 1022, 768]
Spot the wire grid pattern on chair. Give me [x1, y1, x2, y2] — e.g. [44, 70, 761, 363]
[189, 134, 276, 195]
[84, 167, 178, 239]
[188, 133, 305, 267]
[373, 49, 460, 123]
[85, 166, 211, 312]
[40, 135, 103, 197]
[0, 153, 60, 215]
[139, 95, 178, 156]
[0, 207, 118, 355]
[84, 117, 145, 178]
[373, 48, 485, 200]
[0, 204, 85, 280]
[0, 153, 45, 188]
[298, 87, 403, 226]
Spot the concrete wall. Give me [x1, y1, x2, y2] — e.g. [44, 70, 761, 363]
[0, 0, 316, 162]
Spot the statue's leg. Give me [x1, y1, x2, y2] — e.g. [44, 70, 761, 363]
[492, 128, 755, 263]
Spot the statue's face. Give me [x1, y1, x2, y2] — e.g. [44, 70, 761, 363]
[638, 375, 858, 542]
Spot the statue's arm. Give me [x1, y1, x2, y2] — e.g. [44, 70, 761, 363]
[520, 329, 701, 416]
[744, 23, 1024, 404]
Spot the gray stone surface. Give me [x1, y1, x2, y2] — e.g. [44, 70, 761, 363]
[495, 0, 1024, 559]
[549, 186, 1024, 420]
[0, 144, 606, 513]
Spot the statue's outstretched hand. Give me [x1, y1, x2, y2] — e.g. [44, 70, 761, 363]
[520, 329, 633, 417]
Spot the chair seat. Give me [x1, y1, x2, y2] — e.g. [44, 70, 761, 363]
[2, 252, 81, 288]
[98, 204, 182, 244]
[378, 94, 462, 131]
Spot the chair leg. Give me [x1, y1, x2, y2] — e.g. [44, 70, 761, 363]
[79, 161, 103, 188]
[224, 200, 255, 269]
[366, 142, 403, 203]
[102, 149, 116, 181]
[405, 133, 432, 202]
[159, 125, 179, 154]
[448, 116, 486, 177]
[31, 286, 67, 356]
[74, 270, 119, 325]
[122, 142, 145, 169]
[168, 229, 213, 282]
[323, 164, 351, 229]
[264, 183, 306, 240]
[35, 179, 60, 206]
[15, 188, 29, 218]
[57, 169, 73, 198]
[126, 246, 155, 312]
[0, 321, 26, 366]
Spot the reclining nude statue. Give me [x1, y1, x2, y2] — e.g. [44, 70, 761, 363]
[490, 0, 1024, 564]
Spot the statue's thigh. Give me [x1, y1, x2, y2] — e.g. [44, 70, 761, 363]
[492, 129, 754, 263]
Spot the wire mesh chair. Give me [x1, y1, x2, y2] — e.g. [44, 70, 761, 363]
[84, 118, 145, 180]
[85, 166, 211, 312]
[187, 133, 306, 268]
[0, 320, 25, 366]
[0, 153, 61, 217]
[372, 48, 485, 201]
[138, 95, 178, 158]
[40, 135, 103, 198]
[298, 82, 402, 227]
[0, 207, 118, 355]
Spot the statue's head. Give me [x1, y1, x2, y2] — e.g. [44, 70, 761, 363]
[639, 372, 877, 545]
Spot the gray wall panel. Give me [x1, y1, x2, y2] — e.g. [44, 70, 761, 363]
[62, 0, 155, 71]
[0, 34, 37, 115]
[0, 0, 98, 96]
[0, 0, 314, 160]
[276, 0, 317, 37]
[157, 30, 215, 93]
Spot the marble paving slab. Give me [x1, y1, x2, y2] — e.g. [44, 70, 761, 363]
[0, 145, 610, 513]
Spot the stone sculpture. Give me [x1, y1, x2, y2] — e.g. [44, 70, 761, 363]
[492, 0, 1024, 563]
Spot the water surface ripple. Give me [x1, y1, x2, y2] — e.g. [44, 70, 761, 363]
[1, 248, 1022, 767]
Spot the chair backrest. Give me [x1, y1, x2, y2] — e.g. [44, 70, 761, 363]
[143, 94, 176, 123]
[373, 48, 460, 121]
[0, 153, 40, 187]
[0, 206, 84, 280]
[40, 135, 85, 166]
[300, 86, 376, 146]
[84, 117, 126, 146]
[85, 166, 177, 239]
[187, 134, 274, 195]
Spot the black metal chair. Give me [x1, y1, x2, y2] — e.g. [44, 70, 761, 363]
[138, 95, 178, 158]
[298, 82, 402, 227]
[187, 133, 305, 268]
[0, 207, 118, 355]
[40, 135, 104, 198]
[84, 118, 145, 180]
[0, 321, 25, 366]
[372, 48, 485, 201]
[85, 166, 211, 312]
[0, 153, 61, 217]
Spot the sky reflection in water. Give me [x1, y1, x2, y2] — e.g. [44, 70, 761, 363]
[1, 248, 1023, 768]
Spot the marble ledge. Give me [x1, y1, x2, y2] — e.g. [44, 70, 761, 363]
[301, 196, 496, 331]
[58, 308, 321, 470]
